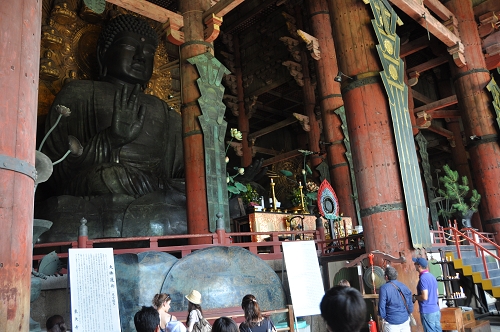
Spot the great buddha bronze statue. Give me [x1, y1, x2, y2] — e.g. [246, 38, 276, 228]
[36, 15, 187, 241]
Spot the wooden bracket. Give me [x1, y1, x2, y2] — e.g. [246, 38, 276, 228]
[447, 42, 466, 68]
[223, 94, 239, 116]
[282, 61, 303, 86]
[297, 29, 321, 60]
[163, 19, 184, 45]
[292, 113, 310, 132]
[204, 14, 223, 43]
[245, 96, 258, 118]
[407, 71, 420, 87]
[416, 111, 432, 128]
[443, 16, 459, 36]
[279, 36, 301, 62]
[223, 74, 237, 95]
[483, 30, 500, 57]
[228, 141, 243, 156]
[478, 12, 499, 38]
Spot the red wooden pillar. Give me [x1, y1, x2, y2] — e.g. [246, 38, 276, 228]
[234, 36, 252, 167]
[328, 0, 415, 287]
[0, 1, 41, 330]
[307, 0, 357, 224]
[445, 0, 499, 238]
[180, 0, 212, 243]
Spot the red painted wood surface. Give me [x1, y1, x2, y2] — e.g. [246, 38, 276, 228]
[328, 0, 417, 291]
[445, 0, 500, 241]
[308, 0, 357, 224]
[180, 0, 212, 244]
[0, 0, 41, 330]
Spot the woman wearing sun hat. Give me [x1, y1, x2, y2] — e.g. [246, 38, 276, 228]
[185, 290, 205, 332]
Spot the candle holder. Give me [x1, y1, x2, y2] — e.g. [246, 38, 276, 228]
[270, 178, 278, 212]
[298, 182, 308, 214]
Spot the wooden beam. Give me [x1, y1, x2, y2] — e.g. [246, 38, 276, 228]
[400, 36, 430, 58]
[406, 55, 449, 75]
[106, 0, 184, 26]
[411, 89, 434, 104]
[389, 0, 461, 47]
[413, 95, 458, 113]
[252, 146, 279, 156]
[265, 89, 302, 104]
[474, 0, 500, 18]
[203, 0, 245, 21]
[427, 123, 454, 139]
[262, 149, 302, 167]
[424, 0, 454, 21]
[486, 53, 500, 70]
[427, 109, 460, 119]
[248, 117, 298, 141]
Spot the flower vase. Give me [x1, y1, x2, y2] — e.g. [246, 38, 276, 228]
[460, 210, 475, 228]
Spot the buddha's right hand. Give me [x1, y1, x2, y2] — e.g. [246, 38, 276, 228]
[109, 84, 146, 149]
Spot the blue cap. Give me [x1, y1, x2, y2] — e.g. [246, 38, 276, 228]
[412, 257, 428, 268]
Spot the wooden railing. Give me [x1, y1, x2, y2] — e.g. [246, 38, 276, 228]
[33, 222, 366, 273]
[431, 220, 499, 279]
[431, 221, 496, 247]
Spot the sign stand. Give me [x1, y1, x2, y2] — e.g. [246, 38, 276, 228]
[68, 248, 121, 331]
[282, 241, 324, 331]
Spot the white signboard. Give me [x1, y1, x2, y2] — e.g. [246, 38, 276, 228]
[69, 248, 121, 332]
[282, 241, 324, 317]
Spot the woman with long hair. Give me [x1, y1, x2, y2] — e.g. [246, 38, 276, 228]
[152, 293, 178, 332]
[185, 290, 205, 332]
[239, 294, 275, 332]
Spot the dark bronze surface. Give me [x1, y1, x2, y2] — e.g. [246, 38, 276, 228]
[115, 251, 179, 332]
[114, 247, 286, 332]
[36, 15, 187, 241]
[161, 246, 286, 313]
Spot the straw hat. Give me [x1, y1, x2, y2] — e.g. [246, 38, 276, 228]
[185, 290, 202, 304]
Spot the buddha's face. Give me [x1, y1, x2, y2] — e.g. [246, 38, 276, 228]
[102, 31, 156, 85]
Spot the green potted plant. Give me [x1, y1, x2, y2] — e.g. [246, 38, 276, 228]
[434, 164, 481, 228]
[241, 183, 261, 211]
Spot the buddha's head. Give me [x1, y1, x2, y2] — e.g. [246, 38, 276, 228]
[97, 14, 159, 85]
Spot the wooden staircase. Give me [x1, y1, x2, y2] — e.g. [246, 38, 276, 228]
[444, 245, 500, 298]
[432, 224, 500, 299]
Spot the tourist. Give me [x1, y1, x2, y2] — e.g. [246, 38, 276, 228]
[213, 317, 238, 332]
[153, 293, 178, 332]
[378, 266, 413, 331]
[134, 306, 161, 332]
[166, 320, 188, 332]
[46, 314, 67, 332]
[413, 257, 441, 332]
[320, 286, 366, 332]
[239, 294, 276, 332]
[185, 290, 206, 332]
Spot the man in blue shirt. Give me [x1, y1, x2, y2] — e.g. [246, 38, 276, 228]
[378, 266, 413, 331]
[412, 257, 441, 332]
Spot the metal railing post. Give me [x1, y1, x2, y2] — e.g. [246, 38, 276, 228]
[78, 217, 88, 248]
